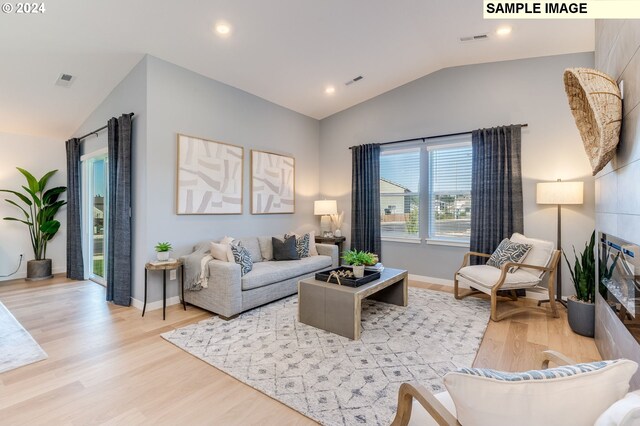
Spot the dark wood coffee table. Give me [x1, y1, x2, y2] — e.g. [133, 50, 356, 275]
[298, 268, 408, 340]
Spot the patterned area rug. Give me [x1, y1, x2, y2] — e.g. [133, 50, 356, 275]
[162, 288, 489, 425]
[0, 300, 47, 373]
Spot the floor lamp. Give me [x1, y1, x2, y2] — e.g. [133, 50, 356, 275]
[536, 179, 584, 308]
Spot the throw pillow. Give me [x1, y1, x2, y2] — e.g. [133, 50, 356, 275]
[272, 235, 299, 261]
[486, 238, 532, 272]
[229, 242, 253, 275]
[210, 236, 235, 262]
[286, 233, 310, 258]
[444, 359, 638, 426]
[289, 230, 318, 256]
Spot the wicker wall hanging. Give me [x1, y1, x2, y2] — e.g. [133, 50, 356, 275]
[563, 68, 622, 175]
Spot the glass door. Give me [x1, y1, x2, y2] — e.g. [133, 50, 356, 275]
[82, 150, 108, 285]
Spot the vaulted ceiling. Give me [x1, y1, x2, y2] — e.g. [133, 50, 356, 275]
[0, 0, 594, 139]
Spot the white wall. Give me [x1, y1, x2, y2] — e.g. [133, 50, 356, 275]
[319, 52, 596, 296]
[0, 132, 67, 281]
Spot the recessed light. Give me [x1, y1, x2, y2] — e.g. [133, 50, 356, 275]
[325, 86, 335, 95]
[496, 26, 512, 36]
[215, 22, 231, 36]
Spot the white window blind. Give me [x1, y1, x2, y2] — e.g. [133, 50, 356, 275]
[428, 143, 472, 242]
[380, 147, 420, 239]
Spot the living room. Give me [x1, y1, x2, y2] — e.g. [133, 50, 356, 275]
[1, 2, 640, 425]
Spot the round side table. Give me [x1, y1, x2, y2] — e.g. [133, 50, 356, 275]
[143, 260, 186, 320]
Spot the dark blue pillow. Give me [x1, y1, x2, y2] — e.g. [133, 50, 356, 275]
[272, 235, 299, 261]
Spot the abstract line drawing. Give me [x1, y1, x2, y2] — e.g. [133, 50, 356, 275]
[251, 150, 295, 214]
[177, 134, 243, 215]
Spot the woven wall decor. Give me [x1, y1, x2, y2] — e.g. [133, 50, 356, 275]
[563, 68, 622, 176]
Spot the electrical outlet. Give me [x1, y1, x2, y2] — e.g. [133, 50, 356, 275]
[170, 270, 177, 280]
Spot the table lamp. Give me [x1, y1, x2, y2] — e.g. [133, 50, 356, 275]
[314, 200, 337, 237]
[536, 179, 584, 307]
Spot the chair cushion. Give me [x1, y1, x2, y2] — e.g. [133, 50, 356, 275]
[457, 265, 541, 290]
[444, 359, 638, 426]
[409, 391, 457, 426]
[511, 233, 555, 277]
[241, 255, 332, 291]
[596, 390, 640, 426]
[236, 237, 262, 263]
[486, 238, 532, 272]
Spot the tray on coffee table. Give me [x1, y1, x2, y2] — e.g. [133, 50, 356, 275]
[315, 267, 381, 287]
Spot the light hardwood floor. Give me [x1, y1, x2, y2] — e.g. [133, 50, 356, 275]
[0, 276, 600, 425]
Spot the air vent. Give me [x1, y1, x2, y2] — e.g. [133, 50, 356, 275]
[459, 34, 489, 42]
[55, 73, 75, 87]
[345, 75, 364, 86]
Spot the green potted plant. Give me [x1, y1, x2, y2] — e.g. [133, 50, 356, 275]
[563, 230, 597, 337]
[155, 242, 172, 261]
[342, 249, 377, 278]
[1, 168, 66, 281]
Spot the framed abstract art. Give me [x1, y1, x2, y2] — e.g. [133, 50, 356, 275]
[251, 150, 295, 214]
[176, 134, 243, 214]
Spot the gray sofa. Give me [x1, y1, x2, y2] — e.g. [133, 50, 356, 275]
[183, 236, 338, 319]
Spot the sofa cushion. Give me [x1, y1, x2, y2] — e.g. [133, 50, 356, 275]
[237, 237, 262, 263]
[457, 265, 541, 290]
[241, 256, 332, 291]
[273, 235, 299, 261]
[258, 236, 273, 261]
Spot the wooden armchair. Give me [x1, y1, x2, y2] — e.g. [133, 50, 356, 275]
[453, 233, 561, 321]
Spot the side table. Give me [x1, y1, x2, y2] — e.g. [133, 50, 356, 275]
[314, 236, 346, 262]
[143, 260, 186, 320]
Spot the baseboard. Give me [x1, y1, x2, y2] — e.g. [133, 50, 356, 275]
[130, 296, 182, 311]
[0, 266, 66, 282]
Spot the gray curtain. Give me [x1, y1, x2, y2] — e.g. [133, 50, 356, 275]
[470, 125, 524, 258]
[351, 144, 382, 257]
[66, 138, 85, 280]
[106, 115, 132, 306]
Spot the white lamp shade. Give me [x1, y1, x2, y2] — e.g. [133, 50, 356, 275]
[314, 199, 337, 215]
[536, 181, 584, 205]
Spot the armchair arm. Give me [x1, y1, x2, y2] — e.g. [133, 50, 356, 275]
[316, 243, 339, 267]
[391, 383, 460, 426]
[457, 251, 491, 271]
[541, 350, 576, 369]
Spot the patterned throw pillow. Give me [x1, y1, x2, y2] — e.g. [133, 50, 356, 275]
[486, 238, 532, 272]
[229, 242, 253, 275]
[456, 360, 619, 381]
[285, 233, 310, 258]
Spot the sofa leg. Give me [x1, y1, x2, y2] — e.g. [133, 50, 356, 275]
[219, 314, 239, 321]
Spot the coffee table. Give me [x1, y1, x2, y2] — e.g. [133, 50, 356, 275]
[298, 267, 408, 340]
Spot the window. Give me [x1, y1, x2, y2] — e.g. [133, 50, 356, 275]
[379, 137, 472, 244]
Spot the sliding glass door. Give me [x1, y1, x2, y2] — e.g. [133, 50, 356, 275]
[81, 150, 108, 285]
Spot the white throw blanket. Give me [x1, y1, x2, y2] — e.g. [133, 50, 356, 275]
[197, 255, 213, 289]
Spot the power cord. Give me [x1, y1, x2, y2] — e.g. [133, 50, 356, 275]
[0, 254, 23, 277]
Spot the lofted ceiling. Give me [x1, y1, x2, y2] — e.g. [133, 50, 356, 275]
[0, 0, 594, 139]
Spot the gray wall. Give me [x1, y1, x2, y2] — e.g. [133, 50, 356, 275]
[594, 20, 640, 243]
[141, 56, 320, 303]
[319, 52, 596, 292]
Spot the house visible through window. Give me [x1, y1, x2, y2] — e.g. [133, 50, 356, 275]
[379, 136, 472, 244]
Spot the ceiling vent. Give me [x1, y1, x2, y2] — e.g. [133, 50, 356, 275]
[345, 75, 364, 86]
[459, 34, 489, 42]
[55, 73, 75, 87]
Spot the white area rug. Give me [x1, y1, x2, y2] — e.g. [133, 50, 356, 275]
[0, 300, 47, 373]
[162, 288, 490, 425]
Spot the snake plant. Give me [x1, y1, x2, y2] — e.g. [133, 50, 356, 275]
[563, 230, 596, 303]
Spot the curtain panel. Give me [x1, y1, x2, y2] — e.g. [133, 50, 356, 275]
[470, 125, 524, 259]
[106, 114, 132, 306]
[351, 144, 382, 258]
[65, 138, 84, 280]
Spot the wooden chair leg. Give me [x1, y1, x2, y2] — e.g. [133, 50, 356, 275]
[490, 289, 499, 321]
[509, 290, 518, 301]
[547, 269, 559, 318]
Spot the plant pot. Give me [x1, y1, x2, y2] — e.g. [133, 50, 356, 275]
[567, 297, 595, 337]
[352, 265, 365, 278]
[157, 251, 170, 261]
[25, 259, 53, 281]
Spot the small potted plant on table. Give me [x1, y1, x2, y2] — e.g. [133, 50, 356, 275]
[342, 250, 377, 278]
[155, 242, 172, 261]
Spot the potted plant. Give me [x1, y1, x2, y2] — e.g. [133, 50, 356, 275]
[342, 249, 376, 278]
[155, 242, 172, 261]
[563, 230, 597, 337]
[0, 168, 66, 281]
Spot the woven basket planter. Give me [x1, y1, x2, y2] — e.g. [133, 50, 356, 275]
[563, 68, 622, 175]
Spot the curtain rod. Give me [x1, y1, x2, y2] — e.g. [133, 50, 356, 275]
[77, 112, 135, 141]
[348, 123, 528, 149]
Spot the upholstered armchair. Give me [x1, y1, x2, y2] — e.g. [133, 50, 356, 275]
[391, 351, 640, 426]
[454, 233, 561, 321]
